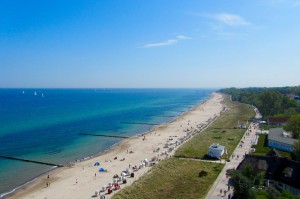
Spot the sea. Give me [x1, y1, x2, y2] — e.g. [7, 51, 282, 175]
[0, 88, 215, 196]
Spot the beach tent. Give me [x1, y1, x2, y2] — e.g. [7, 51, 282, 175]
[99, 168, 105, 172]
[94, 162, 100, 166]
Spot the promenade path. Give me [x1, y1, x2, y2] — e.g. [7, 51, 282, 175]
[205, 107, 261, 199]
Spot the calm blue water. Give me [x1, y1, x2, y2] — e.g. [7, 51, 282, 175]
[0, 88, 214, 195]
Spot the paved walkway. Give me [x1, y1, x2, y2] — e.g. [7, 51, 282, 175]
[205, 107, 261, 199]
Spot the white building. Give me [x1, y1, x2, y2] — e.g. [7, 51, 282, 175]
[208, 143, 225, 159]
[268, 128, 297, 152]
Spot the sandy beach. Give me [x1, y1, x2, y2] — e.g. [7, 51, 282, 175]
[6, 92, 225, 199]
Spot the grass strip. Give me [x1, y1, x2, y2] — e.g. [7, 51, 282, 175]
[175, 95, 255, 159]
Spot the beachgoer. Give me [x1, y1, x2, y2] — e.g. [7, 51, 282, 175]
[76, 179, 78, 184]
[220, 189, 222, 195]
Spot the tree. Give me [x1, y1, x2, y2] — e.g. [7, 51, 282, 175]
[293, 138, 300, 161]
[285, 114, 300, 139]
[279, 190, 300, 199]
[257, 91, 283, 116]
[226, 165, 265, 199]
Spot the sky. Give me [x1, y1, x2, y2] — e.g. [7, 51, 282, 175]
[1, 0, 300, 88]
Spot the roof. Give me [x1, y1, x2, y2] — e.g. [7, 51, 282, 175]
[237, 154, 300, 189]
[268, 128, 296, 145]
[266, 148, 283, 158]
[209, 143, 225, 151]
[268, 117, 289, 124]
[285, 94, 297, 99]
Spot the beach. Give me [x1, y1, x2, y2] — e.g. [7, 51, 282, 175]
[6, 92, 224, 199]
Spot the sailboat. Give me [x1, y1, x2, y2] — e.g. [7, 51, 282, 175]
[22, 91, 25, 94]
[34, 91, 37, 96]
[42, 93, 44, 97]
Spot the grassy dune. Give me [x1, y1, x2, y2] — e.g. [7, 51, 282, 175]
[113, 158, 223, 199]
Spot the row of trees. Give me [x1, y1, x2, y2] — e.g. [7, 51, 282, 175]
[219, 88, 299, 117]
[220, 87, 300, 139]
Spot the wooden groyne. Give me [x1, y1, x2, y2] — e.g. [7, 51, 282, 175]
[164, 110, 185, 113]
[79, 133, 130, 139]
[120, 122, 159, 125]
[186, 106, 195, 108]
[145, 115, 176, 118]
[0, 155, 63, 167]
[173, 111, 185, 113]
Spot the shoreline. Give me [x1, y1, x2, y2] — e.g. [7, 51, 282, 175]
[4, 92, 224, 199]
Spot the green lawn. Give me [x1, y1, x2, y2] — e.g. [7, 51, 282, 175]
[112, 94, 255, 199]
[260, 124, 283, 130]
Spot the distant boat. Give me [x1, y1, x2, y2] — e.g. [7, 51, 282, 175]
[22, 91, 25, 94]
[42, 93, 44, 97]
[34, 91, 37, 96]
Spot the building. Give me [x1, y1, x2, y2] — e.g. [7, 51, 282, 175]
[237, 154, 300, 195]
[208, 143, 225, 159]
[268, 128, 297, 152]
[285, 94, 300, 100]
[267, 117, 289, 126]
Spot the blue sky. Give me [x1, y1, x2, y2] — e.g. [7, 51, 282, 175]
[1, 0, 300, 88]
